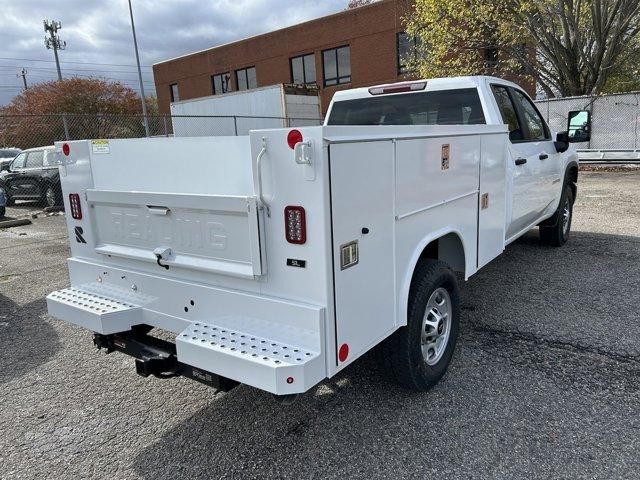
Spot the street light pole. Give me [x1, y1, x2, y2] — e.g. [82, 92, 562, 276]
[128, 0, 150, 137]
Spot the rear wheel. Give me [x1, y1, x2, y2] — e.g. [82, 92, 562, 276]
[381, 259, 460, 391]
[540, 184, 574, 247]
[43, 185, 58, 208]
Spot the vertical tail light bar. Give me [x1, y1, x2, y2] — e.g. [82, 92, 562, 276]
[284, 206, 306, 244]
[69, 193, 82, 220]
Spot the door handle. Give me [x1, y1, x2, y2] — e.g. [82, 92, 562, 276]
[539, 153, 549, 160]
[515, 158, 527, 166]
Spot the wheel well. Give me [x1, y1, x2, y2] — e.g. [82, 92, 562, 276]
[417, 233, 465, 277]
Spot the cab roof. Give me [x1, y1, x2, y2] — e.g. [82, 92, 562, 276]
[330, 76, 519, 103]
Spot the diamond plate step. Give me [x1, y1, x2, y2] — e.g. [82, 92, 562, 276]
[176, 321, 324, 395]
[47, 287, 142, 334]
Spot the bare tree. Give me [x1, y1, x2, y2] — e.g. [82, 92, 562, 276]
[406, 0, 640, 97]
[347, 0, 375, 9]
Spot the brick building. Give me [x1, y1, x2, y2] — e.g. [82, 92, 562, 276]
[153, 0, 531, 115]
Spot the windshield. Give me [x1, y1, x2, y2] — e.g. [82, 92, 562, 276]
[327, 88, 485, 126]
[0, 149, 20, 159]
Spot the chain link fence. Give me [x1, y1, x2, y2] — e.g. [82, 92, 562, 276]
[536, 92, 640, 160]
[0, 113, 322, 213]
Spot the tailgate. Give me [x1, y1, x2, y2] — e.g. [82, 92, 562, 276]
[87, 189, 265, 278]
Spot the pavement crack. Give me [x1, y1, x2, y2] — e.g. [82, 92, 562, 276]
[467, 320, 640, 365]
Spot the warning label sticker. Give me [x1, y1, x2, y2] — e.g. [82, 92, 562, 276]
[91, 139, 110, 154]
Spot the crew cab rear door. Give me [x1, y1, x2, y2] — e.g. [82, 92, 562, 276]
[491, 84, 557, 238]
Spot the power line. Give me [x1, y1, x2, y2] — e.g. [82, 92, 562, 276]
[0, 65, 155, 75]
[0, 56, 153, 68]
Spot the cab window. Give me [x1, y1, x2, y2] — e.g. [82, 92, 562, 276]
[326, 88, 486, 126]
[491, 85, 523, 141]
[11, 152, 27, 169]
[511, 89, 550, 141]
[25, 150, 44, 169]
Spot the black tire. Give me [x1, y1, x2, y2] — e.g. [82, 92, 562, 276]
[540, 184, 574, 247]
[42, 184, 58, 208]
[0, 206, 5, 218]
[381, 259, 460, 391]
[5, 196, 15, 206]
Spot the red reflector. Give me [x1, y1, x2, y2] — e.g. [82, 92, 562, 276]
[69, 193, 82, 220]
[368, 81, 427, 95]
[286, 377, 294, 384]
[338, 343, 349, 362]
[287, 129, 303, 149]
[284, 206, 306, 244]
[62, 143, 70, 156]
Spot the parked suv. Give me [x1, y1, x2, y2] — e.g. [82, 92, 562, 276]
[0, 146, 62, 208]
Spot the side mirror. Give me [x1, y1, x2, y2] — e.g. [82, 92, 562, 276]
[555, 131, 569, 153]
[567, 110, 591, 143]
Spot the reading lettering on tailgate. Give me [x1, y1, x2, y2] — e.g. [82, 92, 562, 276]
[109, 209, 228, 251]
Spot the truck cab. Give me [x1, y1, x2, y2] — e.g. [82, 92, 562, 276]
[325, 76, 581, 245]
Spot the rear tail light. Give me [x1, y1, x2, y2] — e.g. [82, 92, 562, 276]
[368, 81, 427, 95]
[69, 193, 82, 219]
[62, 143, 70, 156]
[284, 206, 306, 244]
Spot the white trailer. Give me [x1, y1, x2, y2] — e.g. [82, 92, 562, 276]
[170, 84, 321, 137]
[46, 76, 584, 399]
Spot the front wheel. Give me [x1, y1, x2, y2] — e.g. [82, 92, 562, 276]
[540, 184, 574, 247]
[381, 259, 460, 391]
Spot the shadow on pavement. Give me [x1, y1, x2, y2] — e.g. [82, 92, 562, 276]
[129, 229, 640, 478]
[0, 293, 61, 385]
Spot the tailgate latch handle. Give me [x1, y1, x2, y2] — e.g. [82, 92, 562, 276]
[147, 205, 170, 216]
[153, 247, 171, 270]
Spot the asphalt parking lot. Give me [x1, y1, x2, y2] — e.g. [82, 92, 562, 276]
[1, 172, 639, 479]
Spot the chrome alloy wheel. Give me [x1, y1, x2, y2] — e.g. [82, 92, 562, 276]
[421, 287, 452, 366]
[562, 198, 571, 236]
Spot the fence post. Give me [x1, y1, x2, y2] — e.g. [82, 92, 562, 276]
[163, 115, 168, 137]
[62, 114, 70, 140]
[233, 116, 238, 136]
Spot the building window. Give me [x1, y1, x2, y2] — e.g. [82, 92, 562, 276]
[236, 66, 257, 91]
[212, 72, 232, 95]
[397, 32, 419, 75]
[290, 53, 316, 85]
[169, 83, 179, 102]
[322, 46, 351, 87]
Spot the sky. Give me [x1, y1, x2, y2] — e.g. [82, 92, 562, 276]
[0, 0, 349, 105]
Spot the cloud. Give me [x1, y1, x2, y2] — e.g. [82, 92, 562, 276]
[0, 0, 347, 105]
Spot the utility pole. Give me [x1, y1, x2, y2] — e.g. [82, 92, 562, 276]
[44, 19, 70, 140]
[128, 0, 150, 137]
[17, 68, 28, 90]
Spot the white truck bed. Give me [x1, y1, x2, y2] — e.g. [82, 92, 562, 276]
[47, 124, 508, 395]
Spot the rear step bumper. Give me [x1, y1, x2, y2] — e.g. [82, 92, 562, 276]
[47, 284, 325, 395]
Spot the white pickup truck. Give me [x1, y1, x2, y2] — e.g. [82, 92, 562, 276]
[47, 76, 586, 400]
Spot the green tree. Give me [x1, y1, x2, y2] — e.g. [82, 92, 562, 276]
[405, 0, 640, 98]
